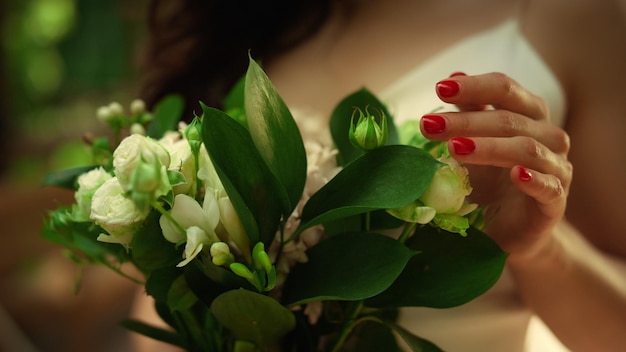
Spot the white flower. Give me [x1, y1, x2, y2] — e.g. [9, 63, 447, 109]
[90, 177, 148, 246]
[113, 134, 172, 211]
[195, 145, 250, 257]
[73, 167, 112, 222]
[159, 191, 221, 266]
[387, 155, 478, 235]
[177, 226, 213, 267]
[159, 131, 196, 194]
[268, 139, 339, 289]
[197, 145, 221, 190]
[113, 134, 170, 192]
[419, 156, 473, 214]
[216, 191, 250, 258]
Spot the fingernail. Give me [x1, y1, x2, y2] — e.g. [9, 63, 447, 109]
[436, 80, 460, 98]
[422, 114, 446, 134]
[518, 167, 533, 181]
[449, 71, 467, 77]
[451, 137, 475, 155]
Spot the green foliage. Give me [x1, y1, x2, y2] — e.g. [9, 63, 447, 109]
[200, 104, 284, 246]
[384, 321, 444, 352]
[131, 211, 182, 271]
[297, 145, 441, 234]
[120, 319, 187, 349]
[211, 289, 296, 348]
[329, 88, 399, 166]
[281, 232, 417, 306]
[367, 226, 507, 308]
[41, 165, 98, 189]
[244, 57, 307, 215]
[41, 57, 507, 352]
[147, 94, 185, 139]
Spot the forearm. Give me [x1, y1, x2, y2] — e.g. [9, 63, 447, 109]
[507, 220, 626, 352]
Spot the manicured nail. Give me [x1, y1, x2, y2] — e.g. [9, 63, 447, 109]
[436, 80, 460, 98]
[422, 114, 446, 134]
[451, 137, 475, 155]
[449, 71, 466, 77]
[518, 167, 533, 181]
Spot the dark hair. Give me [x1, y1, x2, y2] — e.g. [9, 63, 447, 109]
[140, 0, 334, 119]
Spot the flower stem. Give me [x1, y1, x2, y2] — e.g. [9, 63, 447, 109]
[152, 200, 187, 235]
[364, 212, 371, 232]
[398, 222, 417, 244]
[329, 301, 364, 352]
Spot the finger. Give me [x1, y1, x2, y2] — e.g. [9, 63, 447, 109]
[447, 72, 489, 112]
[448, 136, 572, 188]
[510, 166, 566, 218]
[420, 111, 571, 154]
[435, 72, 550, 121]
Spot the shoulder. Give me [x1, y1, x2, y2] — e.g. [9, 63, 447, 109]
[520, 0, 626, 96]
[520, 0, 626, 256]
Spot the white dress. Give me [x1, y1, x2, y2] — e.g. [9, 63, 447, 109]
[379, 19, 570, 352]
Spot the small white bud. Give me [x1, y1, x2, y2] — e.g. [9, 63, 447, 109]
[108, 102, 124, 116]
[96, 106, 111, 122]
[130, 99, 146, 115]
[130, 123, 146, 135]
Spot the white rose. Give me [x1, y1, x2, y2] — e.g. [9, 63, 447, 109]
[90, 177, 148, 246]
[160, 131, 195, 194]
[113, 134, 170, 192]
[419, 156, 473, 214]
[73, 167, 112, 222]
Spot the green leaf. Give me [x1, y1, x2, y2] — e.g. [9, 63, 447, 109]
[201, 104, 284, 245]
[183, 258, 251, 308]
[42, 208, 131, 264]
[168, 275, 199, 312]
[147, 94, 185, 139]
[383, 320, 443, 352]
[244, 57, 307, 214]
[41, 165, 99, 189]
[281, 232, 417, 306]
[167, 170, 187, 187]
[131, 211, 181, 271]
[330, 88, 399, 166]
[210, 289, 296, 348]
[367, 226, 507, 308]
[146, 267, 182, 302]
[120, 319, 187, 349]
[298, 145, 441, 233]
[349, 320, 401, 352]
[223, 74, 247, 127]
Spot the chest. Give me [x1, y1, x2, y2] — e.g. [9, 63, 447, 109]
[264, 0, 519, 117]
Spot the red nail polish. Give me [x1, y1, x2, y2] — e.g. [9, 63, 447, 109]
[422, 114, 446, 133]
[518, 167, 533, 181]
[451, 137, 475, 155]
[450, 71, 466, 77]
[436, 80, 460, 98]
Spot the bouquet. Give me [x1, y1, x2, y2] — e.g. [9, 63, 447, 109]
[42, 57, 507, 352]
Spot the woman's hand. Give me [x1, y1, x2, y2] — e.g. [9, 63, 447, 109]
[420, 72, 573, 261]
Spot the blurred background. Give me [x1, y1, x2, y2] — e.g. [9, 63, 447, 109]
[0, 0, 152, 351]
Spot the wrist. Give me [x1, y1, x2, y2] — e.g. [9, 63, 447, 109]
[506, 223, 570, 274]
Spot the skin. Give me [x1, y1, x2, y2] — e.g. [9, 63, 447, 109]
[263, 0, 626, 350]
[129, 1, 626, 350]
